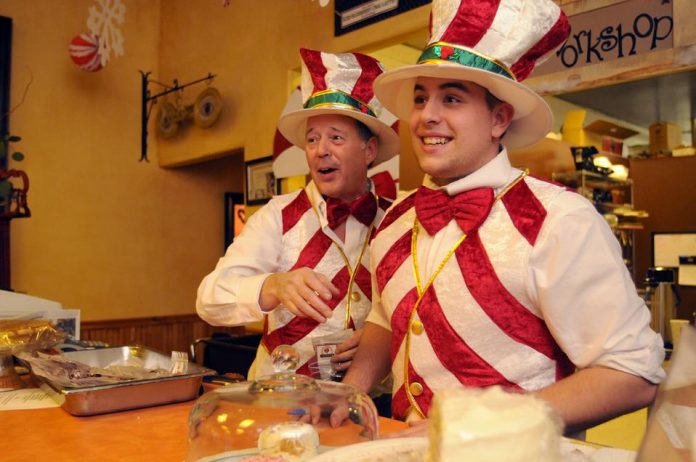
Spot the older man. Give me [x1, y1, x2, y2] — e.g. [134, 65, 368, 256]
[197, 48, 399, 379]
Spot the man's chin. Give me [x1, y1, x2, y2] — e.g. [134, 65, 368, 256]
[314, 183, 339, 199]
[417, 164, 460, 186]
[415, 159, 447, 178]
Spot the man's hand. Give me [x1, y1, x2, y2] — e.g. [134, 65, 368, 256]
[259, 268, 340, 323]
[331, 329, 362, 372]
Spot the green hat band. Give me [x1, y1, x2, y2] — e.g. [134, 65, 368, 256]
[418, 42, 516, 81]
[304, 90, 376, 118]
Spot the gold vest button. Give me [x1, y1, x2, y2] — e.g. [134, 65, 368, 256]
[410, 320, 424, 335]
[350, 291, 361, 302]
[409, 382, 424, 397]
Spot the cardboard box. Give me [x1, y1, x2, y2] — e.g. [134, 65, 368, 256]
[672, 146, 695, 157]
[649, 122, 683, 155]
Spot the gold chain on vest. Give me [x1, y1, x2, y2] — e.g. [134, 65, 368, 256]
[312, 192, 378, 330]
[403, 170, 528, 419]
[334, 221, 374, 329]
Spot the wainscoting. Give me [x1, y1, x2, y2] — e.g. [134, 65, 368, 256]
[81, 314, 244, 355]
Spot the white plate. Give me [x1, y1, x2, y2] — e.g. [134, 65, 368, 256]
[310, 438, 637, 462]
[561, 440, 637, 462]
[196, 445, 337, 462]
[310, 437, 427, 462]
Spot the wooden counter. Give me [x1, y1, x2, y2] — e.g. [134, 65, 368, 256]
[0, 395, 408, 462]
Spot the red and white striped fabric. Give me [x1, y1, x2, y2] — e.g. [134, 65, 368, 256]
[371, 175, 574, 419]
[429, 0, 568, 81]
[299, 48, 383, 113]
[254, 186, 394, 378]
[68, 33, 103, 72]
[373, 0, 571, 149]
[272, 88, 307, 179]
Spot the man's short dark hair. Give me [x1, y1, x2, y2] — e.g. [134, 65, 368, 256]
[484, 90, 504, 110]
[354, 119, 375, 143]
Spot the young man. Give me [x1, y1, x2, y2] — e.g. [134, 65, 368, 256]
[340, 0, 664, 435]
[196, 48, 399, 379]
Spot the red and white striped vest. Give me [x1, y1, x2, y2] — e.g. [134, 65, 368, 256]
[372, 176, 575, 419]
[257, 186, 393, 377]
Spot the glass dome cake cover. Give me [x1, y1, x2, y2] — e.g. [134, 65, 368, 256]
[186, 345, 379, 462]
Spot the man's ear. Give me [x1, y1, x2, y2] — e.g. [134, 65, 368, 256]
[364, 136, 378, 166]
[491, 102, 514, 139]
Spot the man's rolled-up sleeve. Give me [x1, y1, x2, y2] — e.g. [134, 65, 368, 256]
[528, 191, 665, 384]
[196, 199, 284, 326]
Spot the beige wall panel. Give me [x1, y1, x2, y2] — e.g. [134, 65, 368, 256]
[530, 0, 696, 96]
[554, 0, 629, 16]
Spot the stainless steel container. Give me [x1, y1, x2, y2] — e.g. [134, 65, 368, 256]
[28, 346, 214, 416]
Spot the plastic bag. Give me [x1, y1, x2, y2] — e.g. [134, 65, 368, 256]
[0, 320, 66, 354]
[309, 329, 353, 380]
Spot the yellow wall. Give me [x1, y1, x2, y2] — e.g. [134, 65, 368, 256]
[155, 0, 429, 167]
[1, 0, 244, 320]
[1, 1, 430, 321]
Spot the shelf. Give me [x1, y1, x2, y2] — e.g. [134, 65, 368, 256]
[616, 224, 645, 230]
[552, 167, 642, 281]
[552, 170, 632, 189]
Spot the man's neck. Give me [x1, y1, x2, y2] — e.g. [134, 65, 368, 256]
[325, 179, 372, 203]
[430, 145, 503, 187]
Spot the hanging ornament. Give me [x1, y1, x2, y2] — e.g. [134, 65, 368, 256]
[68, 33, 103, 72]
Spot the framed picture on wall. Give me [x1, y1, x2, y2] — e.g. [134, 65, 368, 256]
[224, 192, 245, 250]
[245, 156, 279, 206]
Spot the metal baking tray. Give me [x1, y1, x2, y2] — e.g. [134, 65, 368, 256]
[29, 346, 214, 416]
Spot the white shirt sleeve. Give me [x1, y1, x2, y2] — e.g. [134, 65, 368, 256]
[528, 191, 665, 384]
[196, 198, 284, 326]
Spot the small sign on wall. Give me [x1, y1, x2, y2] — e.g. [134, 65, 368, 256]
[245, 156, 280, 206]
[334, 0, 431, 36]
[535, 0, 674, 76]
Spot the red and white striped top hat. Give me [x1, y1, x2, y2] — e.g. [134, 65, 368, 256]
[277, 48, 400, 166]
[374, 0, 571, 149]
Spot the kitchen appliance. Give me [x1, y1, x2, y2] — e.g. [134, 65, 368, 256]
[644, 267, 681, 347]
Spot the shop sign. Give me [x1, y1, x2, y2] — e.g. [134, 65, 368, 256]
[535, 0, 673, 76]
[334, 0, 431, 36]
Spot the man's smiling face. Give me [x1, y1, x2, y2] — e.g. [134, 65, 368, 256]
[409, 77, 513, 186]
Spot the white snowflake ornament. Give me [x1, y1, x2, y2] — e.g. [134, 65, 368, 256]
[86, 0, 126, 67]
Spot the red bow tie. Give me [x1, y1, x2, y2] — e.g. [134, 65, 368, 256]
[415, 186, 494, 235]
[326, 192, 377, 229]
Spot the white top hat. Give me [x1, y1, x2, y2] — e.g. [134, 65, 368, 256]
[277, 48, 400, 165]
[374, 0, 571, 149]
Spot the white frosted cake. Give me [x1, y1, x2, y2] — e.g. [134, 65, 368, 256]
[426, 386, 563, 462]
